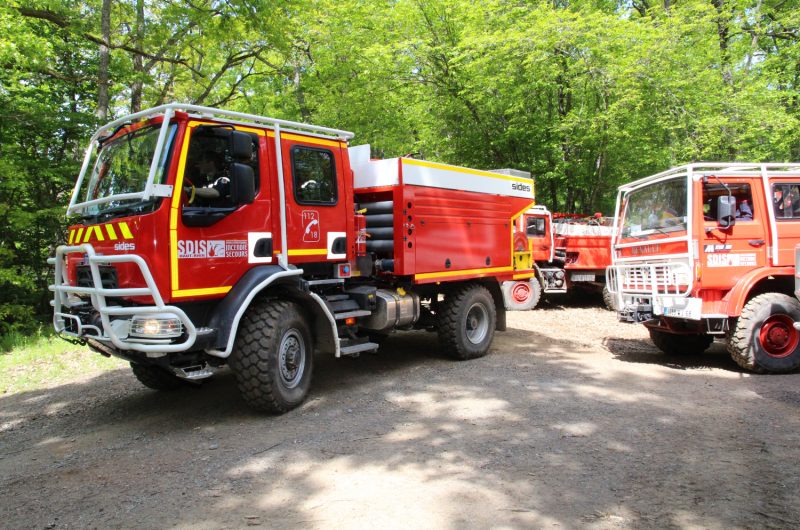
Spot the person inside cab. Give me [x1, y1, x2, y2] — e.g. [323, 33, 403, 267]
[184, 134, 231, 207]
[736, 199, 753, 220]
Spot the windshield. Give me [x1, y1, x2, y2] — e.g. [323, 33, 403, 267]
[620, 177, 688, 238]
[78, 124, 177, 217]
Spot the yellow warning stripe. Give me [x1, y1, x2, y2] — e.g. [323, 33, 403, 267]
[286, 248, 328, 256]
[267, 131, 344, 148]
[118, 222, 133, 239]
[170, 127, 193, 292]
[402, 158, 533, 184]
[172, 286, 232, 298]
[415, 266, 514, 281]
[69, 223, 136, 244]
[513, 273, 535, 280]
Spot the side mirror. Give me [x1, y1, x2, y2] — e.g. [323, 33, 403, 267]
[230, 131, 253, 160]
[230, 163, 255, 205]
[717, 195, 736, 228]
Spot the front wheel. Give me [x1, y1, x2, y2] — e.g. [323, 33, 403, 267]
[648, 328, 713, 355]
[229, 299, 313, 413]
[727, 292, 800, 373]
[438, 284, 497, 360]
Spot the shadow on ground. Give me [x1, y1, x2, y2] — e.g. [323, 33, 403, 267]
[2, 324, 799, 529]
[603, 337, 744, 372]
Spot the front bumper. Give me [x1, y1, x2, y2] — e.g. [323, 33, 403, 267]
[49, 244, 197, 353]
[606, 261, 696, 322]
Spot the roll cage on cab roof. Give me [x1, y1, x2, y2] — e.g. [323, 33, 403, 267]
[67, 103, 356, 217]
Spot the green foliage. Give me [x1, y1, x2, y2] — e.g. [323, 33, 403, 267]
[1, 0, 799, 335]
[0, 328, 125, 394]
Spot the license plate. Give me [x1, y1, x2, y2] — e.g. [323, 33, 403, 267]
[571, 273, 595, 282]
[654, 297, 702, 320]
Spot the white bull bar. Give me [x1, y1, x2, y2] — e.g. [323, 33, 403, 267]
[49, 244, 197, 353]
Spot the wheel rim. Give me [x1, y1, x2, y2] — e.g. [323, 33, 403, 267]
[465, 303, 489, 345]
[279, 329, 306, 388]
[511, 282, 532, 304]
[758, 314, 799, 358]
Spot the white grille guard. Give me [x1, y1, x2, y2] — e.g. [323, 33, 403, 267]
[48, 244, 197, 353]
[606, 261, 693, 299]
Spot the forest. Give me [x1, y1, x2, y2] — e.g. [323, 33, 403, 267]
[1, 0, 799, 336]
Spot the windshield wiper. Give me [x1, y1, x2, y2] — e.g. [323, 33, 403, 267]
[80, 200, 152, 224]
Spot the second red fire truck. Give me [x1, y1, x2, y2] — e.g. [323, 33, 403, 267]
[607, 163, 800, 373]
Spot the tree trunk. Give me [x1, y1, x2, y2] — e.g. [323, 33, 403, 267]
[293, 59, 311, 122]
[130, 0, 145, 114]
[97, 0, 112, 120]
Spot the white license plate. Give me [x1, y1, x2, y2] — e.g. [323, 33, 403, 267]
[654, 298, 702, 320]
[571, 273, 595, 282]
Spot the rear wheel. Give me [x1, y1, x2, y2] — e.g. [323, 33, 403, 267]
[229, 299, 313, 413]
[648, 328, 713, 355]
[130, 363, 184, 391]
[438, 284, 497, 360]
[727, 292, 800, 373]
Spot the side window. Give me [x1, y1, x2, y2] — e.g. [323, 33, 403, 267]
[526, 217, 546, 237]
[291, 146, 337, 205]
[184, 128, 259, 208]
[702, 182, 754, 221]
[772, 184, 800, 219]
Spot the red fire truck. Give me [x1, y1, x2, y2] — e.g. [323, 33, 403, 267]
[49, 104, 538, 412]
[606, 163, 800, 373]
[518, 207, 615, 309]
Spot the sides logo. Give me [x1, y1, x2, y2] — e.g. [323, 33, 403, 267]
[512, 183, 531, 193]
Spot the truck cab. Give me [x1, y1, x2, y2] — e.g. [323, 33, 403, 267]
[607, 163, 800, 373]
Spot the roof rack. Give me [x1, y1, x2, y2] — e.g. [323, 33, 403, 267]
[93, 103, 355, 143]
[619, 162, 800, 193]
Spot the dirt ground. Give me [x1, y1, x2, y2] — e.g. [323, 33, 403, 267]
[2, 294, 800, 530]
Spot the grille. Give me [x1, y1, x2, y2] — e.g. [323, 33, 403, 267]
[76, 265, 118, 290]
[609, 263, 691, 296]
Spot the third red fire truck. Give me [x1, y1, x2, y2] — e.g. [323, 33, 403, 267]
[517, 207, 614, 309]
[606, 163, 800, 373]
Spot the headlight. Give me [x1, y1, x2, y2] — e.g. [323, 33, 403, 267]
[130, 315, 183, 338]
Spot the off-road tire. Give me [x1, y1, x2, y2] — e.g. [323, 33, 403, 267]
[438, 284, 497, 360]
[602, 285, 617, 312]
[528, 279, 543, 310]
[130, 363, 184, 391]
[727, 292, 800, 374]
[229, 299, 313, 413]
[648, 328, 713, 355]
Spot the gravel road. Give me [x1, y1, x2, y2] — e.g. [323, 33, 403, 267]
[2, 296, 800, 529]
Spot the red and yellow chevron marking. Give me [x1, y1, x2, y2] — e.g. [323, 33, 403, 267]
[68, 222, 135, 244]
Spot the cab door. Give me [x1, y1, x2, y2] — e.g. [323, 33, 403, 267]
[278, 135, 351, 265]
[699, 178, 768, 289]
[170, 122, 268, 300]
[526, 214, 553, 263]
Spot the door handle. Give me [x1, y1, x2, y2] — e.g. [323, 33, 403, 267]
[748, 239, 765, 246]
